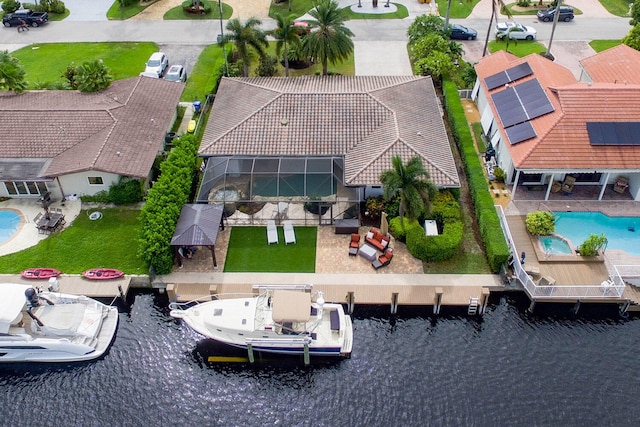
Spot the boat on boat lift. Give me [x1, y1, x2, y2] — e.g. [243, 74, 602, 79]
[170, 285, 353, 358]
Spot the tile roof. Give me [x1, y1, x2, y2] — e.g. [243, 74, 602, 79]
[475, 49, 640, 170]
[0, 77, 184, 179]
[200, 76, 459, 187]
[580, 44, 640, 84]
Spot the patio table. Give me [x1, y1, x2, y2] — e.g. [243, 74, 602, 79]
[358, 244, 377, 261]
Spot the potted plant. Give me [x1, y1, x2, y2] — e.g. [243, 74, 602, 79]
[577, 233, 608, 257]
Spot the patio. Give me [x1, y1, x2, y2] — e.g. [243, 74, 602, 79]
[510, 183, 635, 202]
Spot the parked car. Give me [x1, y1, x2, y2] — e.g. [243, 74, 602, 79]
[495, 22, 537, 41]
[164, 65, 187, 82]
[448, 23, 477, 40]
[144, 52, 169, 78]
[139, 71, 160, 79]
[537, 6, 574, 22]
[2, 9, 48, 27]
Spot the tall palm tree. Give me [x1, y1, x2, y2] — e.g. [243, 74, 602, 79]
[380, 156, 437, 223]
[482, 0, 512, 57]
[222, 18, 269, 77]
[270, 13, 302, 77]
[302, 0, 354, 76]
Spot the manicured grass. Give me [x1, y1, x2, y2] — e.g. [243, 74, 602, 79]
[107, 0, 149, 20]
[488, 39, 547, 56]
[12, 42, 159, 88]
[435, 0, 481, 19]
[163, 1, 232, 20]
[269, 0, 315, 19]
[180, 44, 226, 101]
[224, 226, 317, 272]
[0, 208, 147, 275]
[471, 122, 486, 152]
[505, 2, 582, 16]
[264, 43, 355, 77]
[342, 3, 408, 19]
[49, 9, 71, 21]
[590, 39, 622, 52]
[599, 0, 634, 17]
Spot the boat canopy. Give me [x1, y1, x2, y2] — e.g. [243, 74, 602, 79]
[272, 290, 311, 323]
[0, 283, 31, 334]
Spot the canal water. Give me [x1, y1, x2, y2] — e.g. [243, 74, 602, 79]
[1, 291, 639, 427]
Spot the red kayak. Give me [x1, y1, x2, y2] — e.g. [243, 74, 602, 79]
[82, 268, 124, 280]
[20, 268, 61, 280]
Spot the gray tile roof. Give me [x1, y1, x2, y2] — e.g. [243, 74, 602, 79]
[200, 76, 459, 187]
[0, 77, 184, 179]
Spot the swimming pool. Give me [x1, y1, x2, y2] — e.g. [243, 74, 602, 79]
[553, 211, 640, 256]
[0, 210, 21, 244]
[539, 235, 573, 255]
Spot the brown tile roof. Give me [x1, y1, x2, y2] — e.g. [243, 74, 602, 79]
[0, 77, 184, 179]
[580, 44, 640, 84]
[475, 50, 640, 170]
[200, 76, 459, 187]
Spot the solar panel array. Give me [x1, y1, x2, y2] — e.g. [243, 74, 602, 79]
[485, 62, 533, 90]
[587, 122, 640, 146]
[491, 78, 555, 145]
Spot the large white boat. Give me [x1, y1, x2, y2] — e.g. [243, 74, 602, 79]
[170, 286, 353, 357]
[0, 283, 119, 363]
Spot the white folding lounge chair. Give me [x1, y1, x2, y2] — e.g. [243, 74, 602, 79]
[267, 220, 278, 244]
[283, 220, 296, 244]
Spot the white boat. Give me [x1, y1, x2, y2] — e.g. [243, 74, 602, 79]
[170, 286, 353, 357]
[0, 283, 119, 363]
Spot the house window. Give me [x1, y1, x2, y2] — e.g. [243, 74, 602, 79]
[570, 173, 602, 183]
[88, 177, 104, 185]
[4, 181, 48, 196]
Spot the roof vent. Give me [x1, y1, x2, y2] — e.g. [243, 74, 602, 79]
[280, 118, 289, 126]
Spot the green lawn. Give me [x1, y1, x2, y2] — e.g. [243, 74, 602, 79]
[163, 1, 232, 20]
[342, 3, 408, 19]
[599, 0, 634, 17]
[269, 0, 315, 19]
[12, 42, 159, 88]
[435, 0, 481, 18]
[224, 226, 317, 272]
[264, 43, 355, 77]
[505, 2, 583, 16]
[489, 39, 547, 56]
[590, 39, 623, 52]
[0, 208, 147, 275]
[181, 44, 226, 101]
[107, 0, 150, 20]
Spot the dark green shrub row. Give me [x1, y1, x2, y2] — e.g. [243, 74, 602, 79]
[80, 178, 142, 205]
[405, 219, 463, 262]
[442, 81, 510, 272]
[138, 134, 199, 274]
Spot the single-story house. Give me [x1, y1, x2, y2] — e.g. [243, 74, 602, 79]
[196, 76, 460, 221]
[0, 76, 184, 201]
[472, 45, 640, 201]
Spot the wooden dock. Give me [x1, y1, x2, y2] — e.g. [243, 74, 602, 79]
[1, 274, 131, 299]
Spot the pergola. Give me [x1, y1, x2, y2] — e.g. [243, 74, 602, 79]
[171, 204, 224, 269]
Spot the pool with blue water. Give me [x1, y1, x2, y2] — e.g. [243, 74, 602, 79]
[553, 211, 640, 256]
[0, 209, 21, 244]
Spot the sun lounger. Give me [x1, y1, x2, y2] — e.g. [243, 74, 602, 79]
[267, 220, 278, 244]
[283, 220, 296, 244]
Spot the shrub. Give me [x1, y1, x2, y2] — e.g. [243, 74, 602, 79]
[431, 190, 461, 224]
[525, 211, 555, 235]
[2, 0, 21, 13]
[389, 216, 419, 242]
[407, 220, 463, 261]
[81, 191, 110, 203]
[256, 55, 278, 77]
[516, 0, 530, 7]
[578, 233, 607, 257]
[493, 167, 506, 183]
[109, 178, 143, 205]
[364, 196, 385, 221]
[49, 0, 65, 14]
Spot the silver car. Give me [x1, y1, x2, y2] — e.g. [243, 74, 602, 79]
[495, 22, 537, 41]
[144, 52, 169, 77]
[164, 65, 187, 82]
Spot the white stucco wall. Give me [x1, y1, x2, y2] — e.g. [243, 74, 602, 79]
[57, 171, 122, 198]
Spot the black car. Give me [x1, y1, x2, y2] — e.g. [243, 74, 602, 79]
[448, 24, 477, 40]
[537, 6, 574, 22]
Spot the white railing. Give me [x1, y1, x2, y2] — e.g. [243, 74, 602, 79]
[496, 205, 625, 299]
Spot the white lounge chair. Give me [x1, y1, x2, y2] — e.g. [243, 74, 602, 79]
[283, 220, 296, 244]
[267, 220, 278, 244]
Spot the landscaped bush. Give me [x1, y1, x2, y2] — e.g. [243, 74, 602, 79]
[442, 80, 510, 273]
[256, 55, 278, 77]
[430, 190, 461, 224]
[493, 167, 506, 183]
[364, 196, 385, 221]
[389, 216, 419, 242]
[578, 233, 607, 257]
[109, 177, 143, 205]
[406, 220, 463, 262]
[2, 0, 21, 14]
[525, 211, 555, 235]
[138, 134, 200, 274]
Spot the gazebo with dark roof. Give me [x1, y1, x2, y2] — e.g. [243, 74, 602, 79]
[171, 204, 224, 269]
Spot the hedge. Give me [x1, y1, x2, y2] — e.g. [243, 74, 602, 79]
[442, 81, 510, 273]
[138, 134, 200, 274]
[406, 220, 463, 262]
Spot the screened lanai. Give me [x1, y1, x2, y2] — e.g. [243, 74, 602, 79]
[196, 156, 360, 225]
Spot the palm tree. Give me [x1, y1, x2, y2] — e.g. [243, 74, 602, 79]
[302, 0, 354, 76]
[74, 59, 113, 92]
[270, 13, 302, 77]
[380, 156, 437, 223]
[0, 50, 27, 93]
[482, 0, 512, 57]
[222, 18, 269, 77]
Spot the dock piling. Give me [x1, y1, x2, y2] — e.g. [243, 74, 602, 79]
[117, 285, 126, 305]
[433, 287, 443, 314]
[390, 293, 399, 314]
[479, 288, 490, 315]
[527, 299, 536, 313]
[247, 343, 255, 363]
[346, 291, 355, 314]
[303, 344, 310, 366]
[571, 300, 581, 315]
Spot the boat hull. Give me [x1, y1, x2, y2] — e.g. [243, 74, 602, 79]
[82, 269, 124, 280]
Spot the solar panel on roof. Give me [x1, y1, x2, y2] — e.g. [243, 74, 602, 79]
[506, 122, 536, 144]
[588, 122, 640, 146]
[485, 72, 509, 91]
[492, 88, 528, 128]
[485, 62, 533, 90]
[515, 79, 555, 119]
